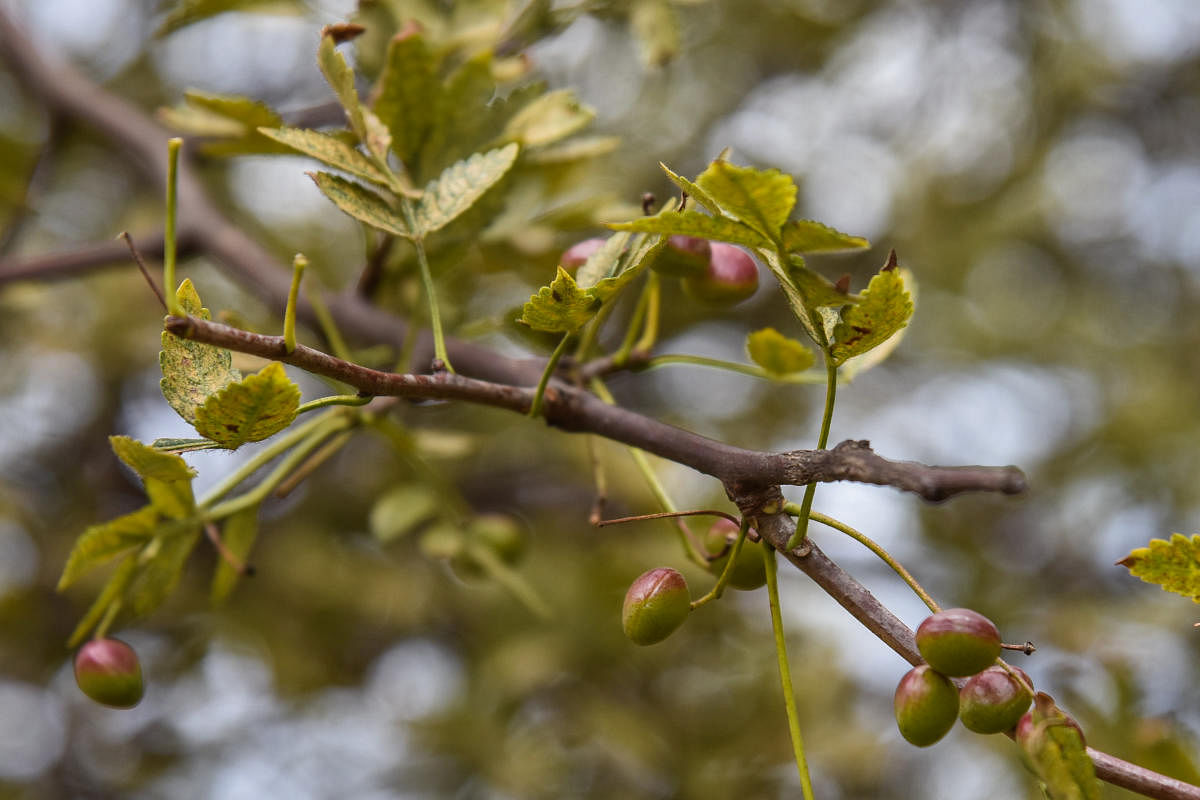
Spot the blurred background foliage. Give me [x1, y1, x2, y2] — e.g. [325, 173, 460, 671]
[2, 0, 1200, 797]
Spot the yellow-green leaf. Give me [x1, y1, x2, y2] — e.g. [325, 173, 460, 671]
[520, 267, 600, 333]
[194, 362, 301, 449]
[258, 127, 388, 185]
[1119, 533, 1200, 602]
[110, 436, 196, 482]
[419, 53, 495, 179]
[412, 143, 520, 236]
[630, 0, 680, 67]
[608, 209, 770, 249]
[156, 0, 289, 36]
[184, 90, 281, 129]
[790, 258, 859, 309]
[781, 219, 870, 254]
[58, 506, 159, 590]
[829, 262, 913, 367]
[694, 159, 797, 242]
[128, 521, 203, 616]
[160, 279, 241, 424]
[66, 556, 138, 647]
[660, 162, 719, 214]
[1023, 694, 1101, 800]
[575, 232, 631, 289]
[309, 171, 410, 237]
[373, 31, 439, 167]
[746, 328, 816, 376]
[503, 89, 595, 148]
[369, 485, 440, 543]
[212, 506, 259, 603]
[526, 135, 620, 165]
[589, 235, 667, 303]
[317, 31, 367, 143]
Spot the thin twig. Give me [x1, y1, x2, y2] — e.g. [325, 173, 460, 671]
[119, 232, 166, 310]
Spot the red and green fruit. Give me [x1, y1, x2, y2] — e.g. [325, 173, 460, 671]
[622, 567, 691, 646]
[74, 638, 144, 709]
[959, 665, 1033, 734]
[702, 517, 766, 590]
[651, 235, 711, 277]
[894, 664, 959, 747]
[681, 242, 759, 305]
[915, 608, 1001, 677]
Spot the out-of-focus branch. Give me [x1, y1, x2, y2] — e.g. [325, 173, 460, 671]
[0, 231, 198, 286]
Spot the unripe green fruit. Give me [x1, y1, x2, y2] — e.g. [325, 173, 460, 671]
[702, 518, 766, 590]
[959, 665, 1033, 734]
[915, 608, 1001, 677]
[651, 235, 711, 277]
[681, 242, 759, 305]
[622, 567, 690, 646]
[74, 638, 144, 709]
[560, 238, 605, 274]
[894, 664, 959, 747]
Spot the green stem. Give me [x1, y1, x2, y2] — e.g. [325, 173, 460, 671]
[284, 253, 307, 354]
[529, 332, 572, 418]
[93, 597, 122, 640]
[632, 271, 661, 354]
[305, 283, 352, 363]
[164, 137, 182, 315]
[786, 358, 839, 550]
[296, 394, 372, 414]
[401, 203, 451, 372]
[690, 515, 750, 609]
[643, 354, 827, 384]
[574, 289, 622, 362]
[798, 506, 941, 614]
[764, 545, 816, 799]
[467, 544, 552, 619]
[613, 273, 653, 365]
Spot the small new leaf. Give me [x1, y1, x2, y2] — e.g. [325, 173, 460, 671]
[790, 259, 860, 309]
[194, 362, 301, 449]
[520, 267, 600, 333]
[58, 506, 159, 590]
[630, 0, 680, 67]
[575, 232, 630, 289]
[161, 280, 241, 424]
[128, 521, 203, 617]
[317, 30, 367, 143]
[608, 209, 770, 249]
[1024, 694, 1100, 800]
[258, 127, 389, 185]
[503, 89, 595, 148]
[309, 171, 410, 237]
[184, 90, 281, 129]
[212, 507, 259, 603]
[589, 235, 667, 303]
[829, 262, 913, 367]
[369, 485, 441, 543]
[660, 162, 718, 214]
[412, 144, 520, 236]
[110, 436, 196, 520]
[373, 31, 439, 167]
[694, 159, 797, 242]
[746, 328, 816, 376]
[781, 219, 870, 254]
[1118, 533, 1200, 602]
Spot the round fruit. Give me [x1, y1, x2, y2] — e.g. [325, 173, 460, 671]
[703, 518, 766, 591]
[681, 242, 759, 305]
[560, 238, 605, 274]
[74, 638, 144, 709]
[651, 235, 711, 277]
[915, 608, 1001, 677]
[959, 665, 1033, 734]
[622, 567, 690, 646]
[894, 664, 959, 747]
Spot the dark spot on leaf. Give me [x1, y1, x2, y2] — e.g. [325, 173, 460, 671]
[551, 290, 562, 302]
[884, 248, 899, 271]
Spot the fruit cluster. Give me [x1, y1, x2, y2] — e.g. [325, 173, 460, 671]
[563, 235, 760, 306]
[893, 608, 1033, 747]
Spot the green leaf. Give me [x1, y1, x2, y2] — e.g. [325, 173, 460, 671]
[419, 53, 495, 179]
[317, 31, 367, 144]
[258, 127, 389, 185]
[746, 328, 816, 376]
[840, 267, 917, 381]
[789, 258, 859, 308]
[520, 267, 600, 333]
[630, 0, 680, 67]
[829, 262, 913, 367]
[309, 171, 410, 237]
[660, 162, 719, 214]
[1119, 533, 1200, 602]
[369, 485, 441, 543]
[526, 136, 621, 165]
[66, 556, 138, 647]
[156, 0, 294, 36]
[110, 436, 196, 482]
[503, 89, 595, 148]
[608, 209, 770, 249]
[575, 232, 631, 289]
[781, 219, 870, 254]
[193, 362, 301, 449]
[373, 31, 439, 167]
[212, 506, 259, 603]
[694, 159, 797, 242]
[160, 279, 241, 424]
[589, 235, 667, 303]
[1024, 694, 1101, 800]
[128, 521, 203, 617]
[58, 506, 159, 590]
[412, 144, 520, 236]
[184, 90, 282, 129]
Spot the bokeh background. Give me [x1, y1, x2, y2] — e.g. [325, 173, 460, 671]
[2, 0, 1200, 797]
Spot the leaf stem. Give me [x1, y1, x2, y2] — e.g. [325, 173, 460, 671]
[400, 203, 451, 372]
[305, 281, 352, 363]
[786, 358, 839, 550]
[296, 394, 373, 414]
[93, 597, 122, 641]
[284, 253, 306, 354]
[612, 273, 653, 365]
[632, 271, 662, 354]
[164, 137, 182, 315]
[466, 544, 552, 619]
[643, 354, 826, 384]
[690, 515, 750, 609]
[529, 332, 571, 418]
[764, 545, 816, 800]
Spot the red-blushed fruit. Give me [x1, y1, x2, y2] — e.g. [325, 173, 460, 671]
[959, 665, 1033, 734]
[681, 242, 759, 305]
[651, 235, 712, 277]
[894, 664, 959, 747]
[74, 638, 144, 709]
[702, 518, 766, 590]
[915, 608, 1001, 677]
[560, 238, 606, 274]
[622, 567, 690, 646]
